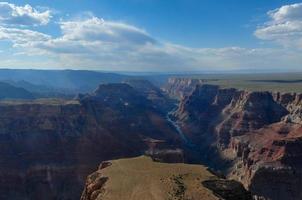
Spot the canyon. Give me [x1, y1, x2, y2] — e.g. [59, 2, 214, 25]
[165, 78, 302, 200]
[0, 83, 182, 200]
[0, 76, 301, 200]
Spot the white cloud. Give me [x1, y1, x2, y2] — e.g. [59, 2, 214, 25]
[255, 3, 302, 48]
[25, 17, 301, 71]
[0, 2, 51, 26]
[0, 26, 50, 44]
[0, 5, 300, 72]
[59, 17, 155, 45]
[268, 3, 302, 22]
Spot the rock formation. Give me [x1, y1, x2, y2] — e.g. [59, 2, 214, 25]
[80, 156, 252, 200]
[0, 83, 181, 200]
[124, 79, 175, 112]
[168, 78, 302, 200]
[1, 77, 302, 200]
[162, 77, 208, 99]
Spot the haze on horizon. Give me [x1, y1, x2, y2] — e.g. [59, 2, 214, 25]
[0, 0, 301, 72]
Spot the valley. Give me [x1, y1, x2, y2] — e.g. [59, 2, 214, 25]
[0, 70, 301, 200]
[165, 77, 302, 200]
[0, 0, 301, 199]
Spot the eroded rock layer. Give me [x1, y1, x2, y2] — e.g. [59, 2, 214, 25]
[168, 78, 302, 200]
[0, 83, 181, 200]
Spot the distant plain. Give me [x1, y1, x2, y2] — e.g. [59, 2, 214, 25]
[181, 73, 302, 93]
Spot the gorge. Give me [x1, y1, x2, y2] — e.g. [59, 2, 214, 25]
[0, 77, 301, 200]
[164, 78, 302, 200]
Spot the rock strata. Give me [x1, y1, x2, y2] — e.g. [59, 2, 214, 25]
[0, 83, 181, 200]
[168, 78, 302, 200]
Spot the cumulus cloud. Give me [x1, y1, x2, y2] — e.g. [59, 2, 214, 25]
[32, 17, 302, 71]
[0, 2, 51, 26]
[60, 17, 156, 45]
[16, 17, 156, 55]
[0, 2, 301, 72]
[255, 3, 302, 48]
[0, 26, 50, 45]
[0, 15, 301, 71]
[268, 3, 302, 22]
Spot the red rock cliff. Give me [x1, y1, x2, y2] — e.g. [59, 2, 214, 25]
[170, 79, 302, 200]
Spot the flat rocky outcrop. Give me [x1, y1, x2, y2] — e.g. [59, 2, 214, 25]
[81, 156, 251, 200]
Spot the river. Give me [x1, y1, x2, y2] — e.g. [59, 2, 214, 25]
[166, 109, 195, 148]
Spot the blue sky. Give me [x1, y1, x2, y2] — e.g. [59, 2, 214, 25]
[0, 0, 301, 72]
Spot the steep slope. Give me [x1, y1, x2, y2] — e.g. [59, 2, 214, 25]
[169, 79, 302, 200]
[0, 69, 129, 93]
[163, 77, 206, 99]
[0, 82, 35, 99]
[229, 122, 302, 200]
[124, 79, 175, 112]
[4, 80, 74, 98]
[81, 156, 252, 200]
[0, 83, 181, 200]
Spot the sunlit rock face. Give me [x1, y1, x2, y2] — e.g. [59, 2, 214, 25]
[162, 78, 207, 99]
[169, 79, 302, 200]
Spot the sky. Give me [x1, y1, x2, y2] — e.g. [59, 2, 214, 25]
[0, 0, 301, 72]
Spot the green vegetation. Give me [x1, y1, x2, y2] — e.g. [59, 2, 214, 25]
[171, 174, 189, 200]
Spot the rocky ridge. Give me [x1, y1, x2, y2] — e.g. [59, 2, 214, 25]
[0, 83, 181, 200]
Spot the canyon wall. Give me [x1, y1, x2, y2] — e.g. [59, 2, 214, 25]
[162, 77, 207, 99]
[0, 83, 181, 200]
[168, 78, 302, 200]
[1, 77, 301, 200]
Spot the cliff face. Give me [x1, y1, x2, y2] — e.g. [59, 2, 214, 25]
[229, 122, 302, 200]
[169, 78, 302, 200]
[273, 92, 302, 124]
[124, 79, 175, 112]
[3, 77, 302, 200]
[174, 84, 288, 149]
[80, 156, 252, 200]
[0, 83, 181, 200]
[162, 77, 207, 99]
